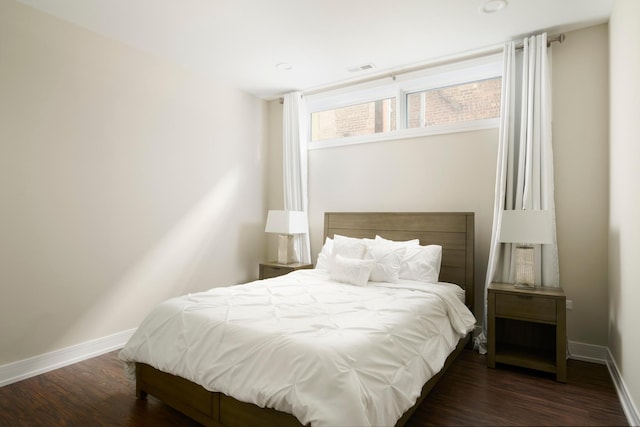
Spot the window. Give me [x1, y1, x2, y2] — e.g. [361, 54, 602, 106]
[311, 98, 396, 142]
[306, 54, 502, 148]
[406, 78, 501, 128]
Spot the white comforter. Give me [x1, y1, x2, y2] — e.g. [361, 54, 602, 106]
[119, 269, 475, 427]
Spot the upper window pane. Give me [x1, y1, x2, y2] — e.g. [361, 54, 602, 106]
[406, 77, 501, 128]
[310, 98, 396, 142]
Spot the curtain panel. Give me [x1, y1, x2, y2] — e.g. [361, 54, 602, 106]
[282, 91, 311, 263]
[477, 33, 560, 353]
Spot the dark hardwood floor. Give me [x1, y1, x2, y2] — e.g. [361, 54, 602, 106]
[404, 350, 628, 427]
[0, 349, 628, 426]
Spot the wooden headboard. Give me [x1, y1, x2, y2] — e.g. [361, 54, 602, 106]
[324, 212, 474, 311]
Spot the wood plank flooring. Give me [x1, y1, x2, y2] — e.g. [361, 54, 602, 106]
[0, 349, 628, 426]
[404, 350, 628, 427]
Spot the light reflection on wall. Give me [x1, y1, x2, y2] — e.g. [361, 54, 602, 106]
[57, 167, 242, 345]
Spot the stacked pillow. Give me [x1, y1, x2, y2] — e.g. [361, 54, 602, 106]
[315, 234, 442, 286]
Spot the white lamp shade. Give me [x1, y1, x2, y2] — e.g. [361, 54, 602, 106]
[265, 210, 308, 235]
[499, 210, 554, 245]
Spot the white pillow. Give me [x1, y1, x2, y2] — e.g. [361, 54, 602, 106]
[331, 235, 367, 265]
[315, 237, 333, 270]
[399, 245, 443, 283]
[365, 241, 404, 283]
[330, 254, 375, 287]
[375, 235, 420, 248]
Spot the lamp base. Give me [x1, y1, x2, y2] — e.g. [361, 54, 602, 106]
[277, 234, 297, 264]
[514, 245, 535, 287]
[514, 282, 536, 289]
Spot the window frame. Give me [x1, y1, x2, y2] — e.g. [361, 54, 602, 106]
[306, 53, 502, 150]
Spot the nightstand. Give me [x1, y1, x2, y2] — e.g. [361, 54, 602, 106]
[487, 282, 566, 382]
[259, 262, 313, 280]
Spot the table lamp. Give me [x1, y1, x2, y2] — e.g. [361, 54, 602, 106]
[499, 210, 554, 288]
[265, 210, 308, 264]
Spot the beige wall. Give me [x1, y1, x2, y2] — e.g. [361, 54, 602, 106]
[267, 25, 612, 340]
[268, 105, 499, 315]
[609, 0, 640, 414]
[552, 24, 610, 346]
[265, 101, 285, 261]
[306, 131, 498, 316]
[0, 0, 267, 365]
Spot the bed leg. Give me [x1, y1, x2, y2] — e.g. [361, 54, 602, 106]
[136, 383, 148, 399]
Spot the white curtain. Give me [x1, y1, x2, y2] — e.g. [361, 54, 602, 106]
[476, 33, 560, 353]
[282, 91, 311, 263]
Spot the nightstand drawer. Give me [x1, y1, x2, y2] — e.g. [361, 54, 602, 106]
[261, 265, 291, 279]
[259, 262, 313, 280]
[495, 293, 556, 322]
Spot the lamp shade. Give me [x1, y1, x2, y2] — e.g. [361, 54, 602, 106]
[499, 210, 554, 244]
[265, 210, 308, 235]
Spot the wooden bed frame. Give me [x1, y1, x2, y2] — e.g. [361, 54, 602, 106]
[135, 212, 475, 427]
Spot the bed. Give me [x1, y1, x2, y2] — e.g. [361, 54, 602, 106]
[120, 212, 476, 427]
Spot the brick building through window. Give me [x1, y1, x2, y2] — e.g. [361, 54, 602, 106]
[310, 77, 501, 142]
[407, 77, 501, 128]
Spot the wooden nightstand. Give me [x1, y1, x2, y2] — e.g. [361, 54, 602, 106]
[259, 262, 313, 280]
[487, 282, 566, 382]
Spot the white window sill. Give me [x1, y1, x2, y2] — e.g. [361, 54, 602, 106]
[307, 118, 499, 151]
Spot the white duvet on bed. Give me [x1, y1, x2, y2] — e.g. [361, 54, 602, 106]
[119, 269, 475, 427]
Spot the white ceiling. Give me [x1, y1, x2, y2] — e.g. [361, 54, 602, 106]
[18, 0, 613, 99]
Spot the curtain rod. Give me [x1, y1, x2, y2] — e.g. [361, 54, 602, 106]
[516, 33, 565, 50]
[278, 33, 566, 103]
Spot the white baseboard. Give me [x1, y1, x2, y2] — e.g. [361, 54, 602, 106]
[567, 340, 609, 364]
[0, 328, 136, 387]
[569, 340, 640, 427]
[606, 348, 640, 427]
